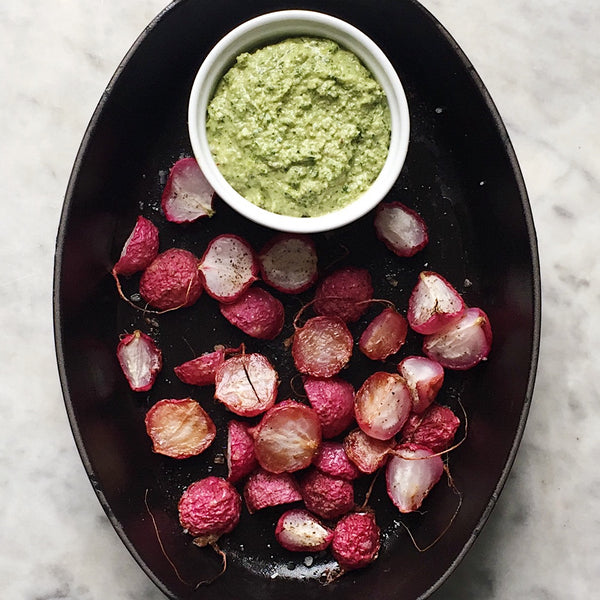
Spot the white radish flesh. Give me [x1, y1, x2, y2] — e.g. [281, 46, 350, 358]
[374, 201, 428, 257]
[275, 509, 333, 552]
[116, 330, 162, 392]
[398, 355, 444, 413]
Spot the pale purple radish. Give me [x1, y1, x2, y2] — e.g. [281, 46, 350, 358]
[258, 234, 318, 294]
[331, 512, 380, 571]
[275, 508, 333, 552]
[398, 355, 444, 413]
[303, 376, 355, 438]
[117, 330, 162, 392]
[423, 306, 492, 370]
[220, 286, 284, 340]
[214, 353, 278, 417]
[113, 215, 159, 277]
[292, 316, 353, 378]
[161, 157, 214, 223]
[354, 372, 412, 440]
[300, 469, 355, 520]
[227, 420, 258, 483]
[407, 271, 465, 335]
[139, 248, 203, 310]
[401, 404, 460, 453]
[359, 306, 408, 361]
[343, 428, 395, 474]
[199, 234, 258, 303]
[312, 441, 360, 480]
[252, 400, 322, 474]
[374, 201, 428, 257]
[243, 469, 302, 514]
[145, 398, 216, 459]
[178, 477, 241, 545]
[386, 443, 444, 513]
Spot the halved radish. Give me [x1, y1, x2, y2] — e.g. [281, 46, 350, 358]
[258, 234, 318, 294]
[174, 349, 226, 386]
[116, 330, 162, 392]
[214, 353, 278, 417]
[145, 398, 216, 458]
[161, 157, 214, 223]
[113, 215, 159, 277]
[275, 508, 333, 552]
[423, 306, 492, 370]
[253, 400, 322, 474]
[374, 201, 428, 257]
[303, 376, 355, 439]
[343, 428, 395, 474]
[227, 420, 258, 483]
[292, 316, 353, 378]
[359, 307, 408, 361]
[243, 469, 302, 514]
[386, 443, 444, 513]
[407, 271, 465, 335]
[397, 355, 444, 413]
[401, 404, 460, 453]
[354, 372, 411, 440]
[199, 234, 258, 303]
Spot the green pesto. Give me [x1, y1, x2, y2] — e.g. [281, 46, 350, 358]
[206, 37, 391, 217]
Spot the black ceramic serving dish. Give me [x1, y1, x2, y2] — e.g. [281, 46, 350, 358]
[53, 0, 541, 598]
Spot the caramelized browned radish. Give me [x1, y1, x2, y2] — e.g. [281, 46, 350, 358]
[359, 306, 408, 361]
[343, 428, 395, 474]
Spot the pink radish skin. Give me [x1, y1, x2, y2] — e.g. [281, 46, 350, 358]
[407, 271, 465, 335]
[300, 469, 355, 520]
[275, 508, 333, 552]
[139, 248, 203, 310]
[312, 441, 360, 480]
[178, 477, 241, 544]
[174, 349, 226, 386]
[359, 307, 408, 361]
[113, 215, 159, 277]
[314, 266, 373, 323]
[292, 316, 353, 378]
[401, 404, 461, 453]
[145, 398, 216, 459]
[331, 512, 380, 571]
[354, 372, 412, 441]
[227, 420, 258, 483]
[252, 400, 322, 474]
[220, 286, 284, 340]
[303, 376, 355, 439]
[386, 443, 444, 513]
[117, 330, 162, 392]
[243, 469, 302, 514]
[398, 355, 444, 413]
[343, 428, 395, 474]
[199, 234, 258, 303]
[161, 157, 214, 223]
[374, 201, 428, 257]
[214, 353, 278, 417]
[259, 234, 318, 294]
[423, 306, 492, 370]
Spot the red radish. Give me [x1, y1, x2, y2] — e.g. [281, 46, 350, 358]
[220, 286, 284, 340]
[275, 508, 333, 552]
[161, 157, 214, 223]
[292, 316, 353, 378]
[174, 349, 226, 386]
[300, 469, 355, 520]
[374, 201, 428, 257]
[423, 306, 492, 370]
[214, 353, 278, 417]
[312, 441, 360, 481]
[386, 443, 444, 513]
[144, 398, 216, 459]
[398, 355, 444, 413]
[243, 469, 302, 514]
[407, 271, 465, 335]
[331, 511, 380, 571]
[343, 428, 395, 474]
[226, 420, 258, 483]
[314, 266, 373, 323]
[116, 330, 162, 392]
[303, 376, 355, 439]
[139, 248, 202, 310]
[178, 476, 241, 545]
[253, 400, 322, 474]
[359, 307, 408, 361]
[258, 234, 318, 294]
[354, 372, 412, 440]
[199, 234, 258, 303]
[401, 404, 460, 453]
[113, 215, 159, 277]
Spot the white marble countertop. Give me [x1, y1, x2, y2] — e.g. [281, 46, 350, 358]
[1, 0, 598, 598]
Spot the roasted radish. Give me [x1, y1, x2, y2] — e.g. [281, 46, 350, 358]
[398, 355, 444, 413]
[303, 376, 355, 439]
[401, 404, 461, 453]
[243, 469, 302, 514]
[374, 201, 428, 257]
[116, 330, 162, 392]
[300, 469, 355, 520]
[359, 306, 408, 361]
[174, 348, 226, 386]
[312, 441, 360, 481]
[343, 428, 395, 474]
[331, 511, 380, 571]
[275, 508, 333, 552]
[226, 420, 258, 483]
[112, 215, 159, 277]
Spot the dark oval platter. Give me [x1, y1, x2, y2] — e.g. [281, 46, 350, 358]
[53, 0, 541, 599]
